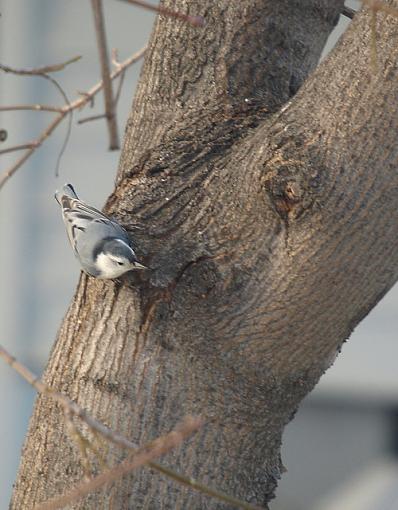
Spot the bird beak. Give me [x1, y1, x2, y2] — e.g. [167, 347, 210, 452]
[133, 262, 148, 270]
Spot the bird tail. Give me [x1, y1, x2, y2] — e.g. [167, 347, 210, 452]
[55, 183, 78, 205]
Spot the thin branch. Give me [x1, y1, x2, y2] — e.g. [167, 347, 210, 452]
[0, 56, 81, 76]
[111, 48, 122, 68]
[119, 0, 205, 27]
[0, 343, 143, 447]
[0, 113, 65, 189]
[41, 73, 73, 177]
[111, 49, 126, 105]
[0, 105, 63, 113]
[91, 0, 119, 149]
[0, 46, 147, 191]
[34, 417, 202, 510]
[77, 113, 107, 125]
[0, 344, 265, 510]
[1, 60, 73, 177]
[0, 142, 37, 155]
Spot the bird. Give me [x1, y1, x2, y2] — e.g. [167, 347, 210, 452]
[55, 183, 146, 279]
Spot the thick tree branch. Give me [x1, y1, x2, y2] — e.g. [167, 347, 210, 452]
[117, 0, 345, 180]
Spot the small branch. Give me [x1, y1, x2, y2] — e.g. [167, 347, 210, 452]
[0, 46, 147, 191]
[114, 69, 126, 105]
[34, 417, 202, 510]
[0, 142, 37, 155]
[1, 64, 72, 178]
[0, 113, 65, 189]
[0, 56, 81, 76]
[77, 113, 107, 125]
[91, 0, 119, 149]
[111, 49, 126, 105]
[119, 0, 205, 27]
[0, 105, 63, 113]
[111, 48, 122, 69]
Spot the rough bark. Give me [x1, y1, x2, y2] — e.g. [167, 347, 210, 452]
[11, 1, 398, 509]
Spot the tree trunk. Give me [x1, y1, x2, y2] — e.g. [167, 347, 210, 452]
[11, 1, 398, 508]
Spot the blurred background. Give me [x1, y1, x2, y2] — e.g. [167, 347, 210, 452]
[1, 1, 397, 509]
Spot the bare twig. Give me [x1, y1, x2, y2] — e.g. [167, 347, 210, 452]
[119, 0, 205, 27]
[0, 142, 37, 155]
[111, 48, 122, 69]
[0, 343, 144, 448]
[0, 56, 81, 76]
[0, 62, 73, 177]
[114, 69, 126, 105]
[0, 344, 265, 510]
[0, 105, 63, 113]
[91, 0, 119, 149]
[0, 46, 147, 190]
[34, 417, 202, 510]
[110, 49, 126, 105]
[41, 74, 73, 177]
[77, 113, 107, 125]
[0, 113, 65, 189]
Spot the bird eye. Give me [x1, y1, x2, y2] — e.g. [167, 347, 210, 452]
[117, 261, 124, 266]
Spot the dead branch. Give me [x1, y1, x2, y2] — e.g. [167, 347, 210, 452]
[91, 0, 119, 149]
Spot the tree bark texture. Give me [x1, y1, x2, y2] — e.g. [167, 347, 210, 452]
[11, 1, 398, 508]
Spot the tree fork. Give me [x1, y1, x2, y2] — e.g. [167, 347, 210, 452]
[11, 1, 398, 509]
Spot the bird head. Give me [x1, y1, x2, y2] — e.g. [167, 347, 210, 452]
[95, 238, 146, 279]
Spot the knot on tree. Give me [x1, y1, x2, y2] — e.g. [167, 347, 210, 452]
[263, 162, 320, 222]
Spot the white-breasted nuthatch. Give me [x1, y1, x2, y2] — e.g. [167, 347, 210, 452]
[55, 183, 146, 279]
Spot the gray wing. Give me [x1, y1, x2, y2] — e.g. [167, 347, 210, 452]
[61, 197, 130, 255]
